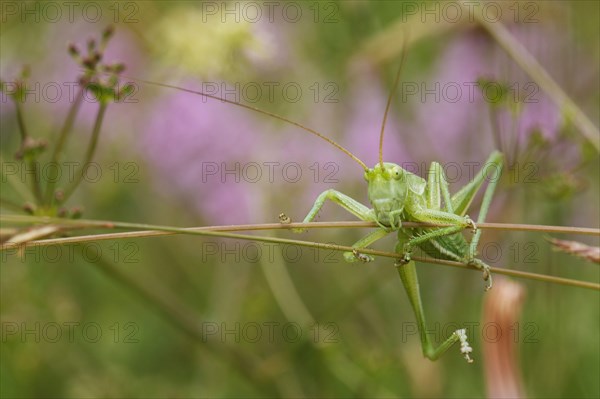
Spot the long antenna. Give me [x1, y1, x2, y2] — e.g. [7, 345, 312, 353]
[119, 74, 368, 171]
[378, 34, 409, 168]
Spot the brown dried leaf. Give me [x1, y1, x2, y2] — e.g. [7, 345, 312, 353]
[547, 237, 600, 264]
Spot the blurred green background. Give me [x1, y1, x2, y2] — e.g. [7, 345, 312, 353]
[1, 1, 599, 397]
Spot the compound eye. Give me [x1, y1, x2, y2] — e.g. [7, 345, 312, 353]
[363, 171, 369, 181]
[392, 168, 402, 180]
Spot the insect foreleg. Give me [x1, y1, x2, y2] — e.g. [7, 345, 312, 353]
[395, 259, 474, 363]
[387, 209, 404, 230]
[294, 189, 375, 233]
[295, 189, 391, 263]
[343, 228, 390, 263]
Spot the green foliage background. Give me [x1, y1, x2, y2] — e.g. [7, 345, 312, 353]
[1, 1, 599, 398]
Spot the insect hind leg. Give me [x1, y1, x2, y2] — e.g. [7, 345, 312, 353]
[343, 228, 390, 263]
[396, 260, 475, 363]
[426, 161, 454, 213]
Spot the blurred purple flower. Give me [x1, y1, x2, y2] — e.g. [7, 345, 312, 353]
[1, 24, 145, 166]
[140, 69, 415, 225]
[139, 58, 436, 225]
[139, 22, 593, 226]
[405, 24, 587, 164]
[410, 30, 494, 161]
[46, 24, 145, 136]
[140, 81, 268, 225]
[16, 24, 144, 137]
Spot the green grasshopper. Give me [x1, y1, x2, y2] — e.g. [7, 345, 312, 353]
[287, 52, 504, 362]
[134, 49, 503, 364]
[296, 142, 502, 364]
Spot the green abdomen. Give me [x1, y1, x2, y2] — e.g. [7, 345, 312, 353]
[397, 229, 469, 262]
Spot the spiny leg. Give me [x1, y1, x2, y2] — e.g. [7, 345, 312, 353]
[343, 228, 390, 263]
[395, 259, 473, 363]
[403, 161, 463, 261]
[404, 202, 475, 238]
[400, 225, 465, 263]
[294, 189, 388, 263]
[409, 206, 475, 228]
[402, 172, 476, 261]
[436, 151, 503, 288]
[410, 159, 480, 229]
[294, 189, 374, 232]
[422, 152, 504, 288]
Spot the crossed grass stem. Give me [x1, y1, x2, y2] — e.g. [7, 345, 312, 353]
[4, 216, 596, 392]
[2, 215, 598, 291]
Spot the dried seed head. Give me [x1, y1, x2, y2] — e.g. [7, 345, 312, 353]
[82, 58, 95, 70]
[102, 25, 115, 41]
[23, 203, 35, 214]
[112, 63, 126, 74]
[68, 43, 80, 57]
[87, 38, 96, 52]
[71, 207, 83, 219]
